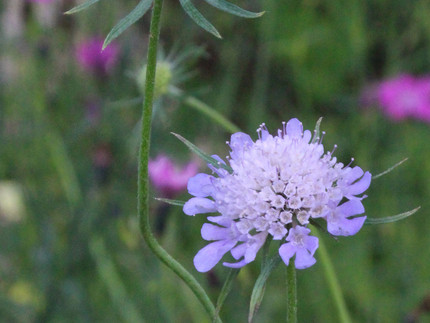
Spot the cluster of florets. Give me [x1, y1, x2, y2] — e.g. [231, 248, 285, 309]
[183, 118, 371, 272]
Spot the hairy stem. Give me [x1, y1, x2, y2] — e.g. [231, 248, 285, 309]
[137, 0, 220, 321]
[286, 264, 297, 323]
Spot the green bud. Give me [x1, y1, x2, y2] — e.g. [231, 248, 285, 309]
[137, 61, 173, 100]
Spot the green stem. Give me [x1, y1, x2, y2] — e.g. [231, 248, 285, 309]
[286, 264, 297, 323]
[316, 233, 352, 323]
[169, 86, 241, 133]
[90, 236, 144, 323]
[137, 1, 220, 322]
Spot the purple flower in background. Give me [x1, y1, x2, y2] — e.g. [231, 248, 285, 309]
[27, 0, 56, 3]
[149, 155, 199, 198]
[75, 37, 119, 76]
[377, 74, 430, 122]
[184, 118, 371, 272]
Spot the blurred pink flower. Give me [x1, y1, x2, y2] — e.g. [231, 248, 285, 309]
[149, 155, 199, 198]
[377, 74, 430, 122]
[75, 37, 119, 76]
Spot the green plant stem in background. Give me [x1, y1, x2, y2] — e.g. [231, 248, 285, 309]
[90, 236, 144, 323]
[137, 1, 220, 322]
[315, 231, 352, 323]
[169, 86, 241, 133]
[286, 264, 297, 323]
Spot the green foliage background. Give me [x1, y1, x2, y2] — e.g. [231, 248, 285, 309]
[1, 0, 429, 322]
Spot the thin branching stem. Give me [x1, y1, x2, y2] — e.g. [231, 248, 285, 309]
[137, 0, 220, 321]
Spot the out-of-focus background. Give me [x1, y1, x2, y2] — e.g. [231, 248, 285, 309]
[1, 0, 430, 322]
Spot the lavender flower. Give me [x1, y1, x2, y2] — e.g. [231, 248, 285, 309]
[377, 74, 430, 122]
[75, 37, 119, 76]
[183, 118, 371, 272]
[149, 155, 199, 198]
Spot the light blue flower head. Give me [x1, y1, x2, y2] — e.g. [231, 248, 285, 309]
[184, 118, 371, 272]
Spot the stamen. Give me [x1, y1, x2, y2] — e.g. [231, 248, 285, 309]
[346, 157, 355, 167]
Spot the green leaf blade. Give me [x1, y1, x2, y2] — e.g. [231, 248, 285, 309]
[154, 198, 186, 207]
[65, 0, 101, 15]
[312, 117, 323, 144]
[179, 0, 222, 38]
[372, 158, 408, 179]
[203, 0, 264, 18]
[171, 133, 233, 174]
[248, 255, 281, 322]
[214, 269, 240, 321]
[103, 0, 154, 49]
[365, 206, 420, 225]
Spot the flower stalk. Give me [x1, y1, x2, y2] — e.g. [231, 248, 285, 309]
[286, 264, 297, 323]
[137, 0, 220, 321]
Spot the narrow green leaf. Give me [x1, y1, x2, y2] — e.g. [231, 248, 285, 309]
[365, 206, 420, 225]
[64, 0, 101, 15]
[203, 0, 264, 18]
[103, 0, 154, 49]
[179, 0, 222, 38]
[372, 158, 408, 179]
[154, 198, 186, 207]
[171, 133, 233, 174]
[312, 117, 323, 144]
[214, 269, 240, 322]
[248, 255, 282, 323]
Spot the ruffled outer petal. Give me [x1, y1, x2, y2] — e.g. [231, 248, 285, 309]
[327, 200, 366, 236]
[194, 239, 238, 272]
[286, 118, 303, 139]
[223, 232, 267, 268]
[187, 173, 215, 197]
[183, 197, 216, 216]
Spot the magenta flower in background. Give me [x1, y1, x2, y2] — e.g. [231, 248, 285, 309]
[184, 118, 371, 272]
[377, 74, 430, 122]
[75, 37, 119, 76]
[149, 155, 199, 198]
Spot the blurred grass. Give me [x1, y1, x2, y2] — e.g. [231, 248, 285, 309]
[1, 0, 430, 322]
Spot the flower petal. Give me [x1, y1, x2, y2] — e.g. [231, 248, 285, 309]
[337, 200, 365, 217]
[244, 232, 268, 263]
[345, 166, 364, 184]
[207, 215, 233, 227]
[279, 243, 296, 266]
[337, 216, 367, 236]
[187, 173, 215, 197]
[201, 223, 231, 241]
[230, 242, 247, 260]
[183, 197, 216, 216]
[347, 171, 371, 196]
[223, 259, 247, 268]
[295, 249, 316, 269]
[194, 240, 237, 272]
[229, 132, 254, 160]
[286, 118, 303, 138]
[208, 155, 229, 177]
[304, 235, 319, 255]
